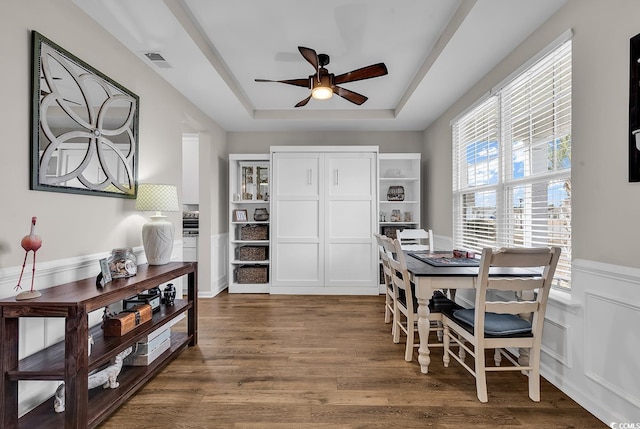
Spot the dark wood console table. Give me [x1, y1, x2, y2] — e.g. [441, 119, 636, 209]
[0, 261, 197, 429]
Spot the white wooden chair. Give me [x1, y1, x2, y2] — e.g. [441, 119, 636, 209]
[375, 233, 397, 336]
[396, 228, 434, 252]
[388, 238, 462, 361]
[441, 246, 561, 402]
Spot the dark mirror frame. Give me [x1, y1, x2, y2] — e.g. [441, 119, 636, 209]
[31, 31, 139, 198]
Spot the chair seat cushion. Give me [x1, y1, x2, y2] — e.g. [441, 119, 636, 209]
[452, 309, 532, 336]
[397, 289, 462, 314]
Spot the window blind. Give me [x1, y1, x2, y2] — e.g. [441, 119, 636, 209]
[452, 40, 571, 288]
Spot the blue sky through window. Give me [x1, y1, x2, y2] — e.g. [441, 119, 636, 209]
[466, 139, 569, 208]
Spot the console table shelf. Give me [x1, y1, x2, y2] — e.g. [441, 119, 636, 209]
[0, 261, 198, 429]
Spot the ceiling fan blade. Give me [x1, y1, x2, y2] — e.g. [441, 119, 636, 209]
[333, 86, 368, 105]
[295, 95, 312, 108]
[334, 63, 388, 84]
[255, 78, 310, 88]
[298, 46, 319, 71]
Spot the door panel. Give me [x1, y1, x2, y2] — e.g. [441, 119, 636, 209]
[325, 153, 377, 288]
[273, 243, 321, 284]
[326, 243, 375, 284]
[273, 156, 319, 197]
[271, 153, 324, 288]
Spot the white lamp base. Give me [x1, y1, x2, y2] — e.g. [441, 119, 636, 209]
[141, 215, 174, 265]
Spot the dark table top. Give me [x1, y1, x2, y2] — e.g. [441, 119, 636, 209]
[405, 251, 539, 278]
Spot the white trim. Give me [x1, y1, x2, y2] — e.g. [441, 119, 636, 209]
[450, 29, 574, 126]
[270, 286, 380, 295]
[270, 145, 379, 153]
[490, 29, 573, 96]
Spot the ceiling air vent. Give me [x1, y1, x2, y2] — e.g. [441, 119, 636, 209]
[143, 52, 172, 68]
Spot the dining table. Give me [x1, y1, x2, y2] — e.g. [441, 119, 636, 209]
[404, 251, 539, 374]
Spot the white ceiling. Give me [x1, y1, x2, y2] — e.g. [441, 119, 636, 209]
[72, 0, 566, 132]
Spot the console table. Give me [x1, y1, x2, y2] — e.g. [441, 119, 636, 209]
[0, 261, 197, 429]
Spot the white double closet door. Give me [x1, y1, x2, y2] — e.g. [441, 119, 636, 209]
[271, 150, 378, 294]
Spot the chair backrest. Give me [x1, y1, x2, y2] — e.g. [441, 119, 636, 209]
[474, 247, 561, 338]
[396, 228, 434, 252]
[375, 234, 395, 288]
[387, 238, 415, 313]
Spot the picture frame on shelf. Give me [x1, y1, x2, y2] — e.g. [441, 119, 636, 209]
[233, 209, 248, 222]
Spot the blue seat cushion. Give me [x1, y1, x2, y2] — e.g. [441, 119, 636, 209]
[452, 309, 532, 336]
[397, 288, 462, 314]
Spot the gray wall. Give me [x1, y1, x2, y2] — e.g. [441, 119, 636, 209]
[0, 0, 227, 271]
[228, 131, 423, 154]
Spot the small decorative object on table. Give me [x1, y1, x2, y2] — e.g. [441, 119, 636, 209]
[103, 303, 152, 337]
[253, 207, 269, 221]
[163, 283, 176, 306]
[107, 247, 137, 279]
[123, 287, 161, 312]
[387, 185, 405, 201]
[14, 216, 43, 300]
[54, 346, 133, 413]
[453, 249, 476, 259]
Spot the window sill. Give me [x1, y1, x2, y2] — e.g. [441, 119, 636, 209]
[548, 288, 581, 315]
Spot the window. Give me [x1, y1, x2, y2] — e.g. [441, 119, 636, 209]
[452, 40, 571, 289]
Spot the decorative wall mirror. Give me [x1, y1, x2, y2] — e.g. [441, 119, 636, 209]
[31, 31, 139, 198]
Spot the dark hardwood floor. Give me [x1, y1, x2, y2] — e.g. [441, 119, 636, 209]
[98, 291, 605, 428]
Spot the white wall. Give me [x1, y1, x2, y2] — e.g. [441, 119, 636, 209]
[423, 0, 640, 423]
[0, 0, 227, 413]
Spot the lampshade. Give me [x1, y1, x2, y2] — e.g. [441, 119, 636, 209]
[135, 183, 179, 213]
[135, 183, 179, 265]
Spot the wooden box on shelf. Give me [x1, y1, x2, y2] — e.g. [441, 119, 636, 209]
[103, 303, 153, 337]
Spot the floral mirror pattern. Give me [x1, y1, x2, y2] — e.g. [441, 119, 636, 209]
[31, 31, 139, 198]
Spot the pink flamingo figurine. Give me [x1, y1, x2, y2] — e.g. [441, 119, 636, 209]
[15, 217, 43, 300]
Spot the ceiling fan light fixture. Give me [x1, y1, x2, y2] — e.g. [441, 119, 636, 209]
[311, 73, 333, 100]
[312, 85, 333, 100]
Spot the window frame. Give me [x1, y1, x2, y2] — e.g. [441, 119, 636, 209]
[452, 38, 572, 289]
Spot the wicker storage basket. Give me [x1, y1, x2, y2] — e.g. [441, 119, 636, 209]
[382, 226, 406, 240]
[238, 246, 267, 261]
[240, 224, 268, 240]
[236, 265, 268, 284]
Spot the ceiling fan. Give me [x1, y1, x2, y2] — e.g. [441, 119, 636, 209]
[255, 46, 388, 108]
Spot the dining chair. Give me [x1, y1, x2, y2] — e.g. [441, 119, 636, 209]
[387, 238, 462, 361]
[375, 233, 397, 336]
[396, 228, 434, 252]
[441, 246, 561, 402]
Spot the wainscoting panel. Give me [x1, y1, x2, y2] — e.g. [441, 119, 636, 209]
[585, 292, 640, 409]
[541, 318, 570, 368]
[206, 232, 228, 297]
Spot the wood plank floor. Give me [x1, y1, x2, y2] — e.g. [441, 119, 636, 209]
[98, 291, 605, 428]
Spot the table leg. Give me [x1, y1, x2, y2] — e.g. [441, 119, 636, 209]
[415, 279, 434, 374]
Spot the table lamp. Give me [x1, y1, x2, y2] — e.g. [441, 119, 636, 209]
[135, 183, 179, 265]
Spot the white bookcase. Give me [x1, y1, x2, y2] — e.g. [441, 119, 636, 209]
[378, 153, 421, 288]
[228, 154, 271, 293]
